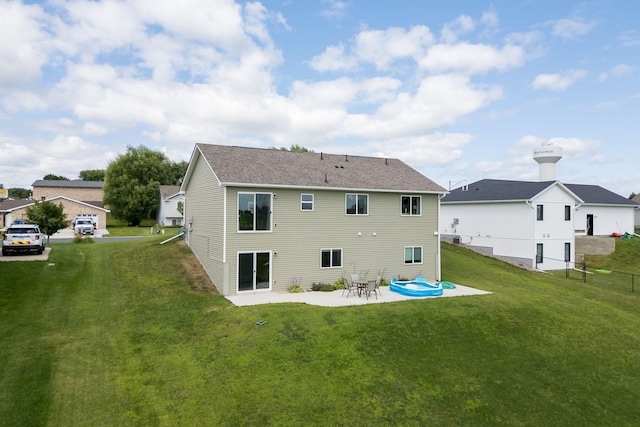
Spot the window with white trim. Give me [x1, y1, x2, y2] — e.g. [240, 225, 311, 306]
[536, 204, 544, 221]
[301, 194, 314, 211]
[321, 248, 342, 268]
[346, 194, 368, 215]
[564, 205, 571, 221]
[536, 243, 544, 264]
[238, 192, 271, 232]
[404, 246, 423, 264]
[401, 195, 421, 215]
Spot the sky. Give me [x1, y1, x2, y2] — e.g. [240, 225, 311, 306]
[1, 0, 639, 197]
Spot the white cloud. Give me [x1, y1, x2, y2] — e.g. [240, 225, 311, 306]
[2, 91, 47, 113]
[481, 10, 498, 28]
[0, 1, 49, 88]
[380, 133, 474, 167]
[420, 42, 525, 75]
[321, 0, 348, 20]
[440, 15, 475, 44]
[354, 26, 435, 70]
[515, 135, 601, 159]
[531, 69, 587, 91]
[343, 74, 502, 139]
[611, 64, 635, 77]
[620, 30, 640, 47]
[309, 44, 359, 72]
[551, 18, 596, 40]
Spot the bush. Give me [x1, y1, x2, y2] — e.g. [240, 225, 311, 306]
[73, 236, 95, 244]
[311, 283, 335, 292]
[288, 285, 304, 293]
[333, 278, 345, 290]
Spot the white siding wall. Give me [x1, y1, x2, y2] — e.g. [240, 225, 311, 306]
[575, 205, 636, 236]
[157, 195, 184, 226]
[440, 185, 577, 270]
[441, 202, 533, 262]
[531, 186, 576, 270]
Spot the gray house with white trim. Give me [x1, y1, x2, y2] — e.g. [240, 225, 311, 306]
[181, 143, 447, 296]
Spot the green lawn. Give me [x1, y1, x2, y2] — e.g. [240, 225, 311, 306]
[1, 237, 639, 426]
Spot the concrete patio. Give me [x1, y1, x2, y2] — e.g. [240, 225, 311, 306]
[226, 283, 491, 307]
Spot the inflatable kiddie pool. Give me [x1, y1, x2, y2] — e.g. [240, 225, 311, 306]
[389, 277, 444, 297]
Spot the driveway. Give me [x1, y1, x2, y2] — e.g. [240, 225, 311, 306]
[0, 247, 52, 262]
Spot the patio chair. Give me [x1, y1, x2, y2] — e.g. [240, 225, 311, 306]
[374, 276, 382, 295]
[342, 277, 358, 298]
[364, 279, 378, 300]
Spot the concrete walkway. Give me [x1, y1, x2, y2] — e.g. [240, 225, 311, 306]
[226, 284, 491, 307]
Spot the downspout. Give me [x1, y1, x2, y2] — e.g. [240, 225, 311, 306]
[526, 200, 537, 269]
[436, 193, 445, 281]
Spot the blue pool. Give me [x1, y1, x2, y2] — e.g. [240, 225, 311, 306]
[389, 277, 444, 297]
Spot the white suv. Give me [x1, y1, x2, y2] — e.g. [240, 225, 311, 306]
[2, 224, 46, 256]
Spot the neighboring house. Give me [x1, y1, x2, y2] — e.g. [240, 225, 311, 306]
[32, 179, 104, 202]
[181, 143, 447, 296]
[30, 180, 109, 231]
[0, 196, 110, 231]
[440, 179, 638, 271]
[157, 185, 184, 226]
[633, 194, 640, 229]
[0, 199, 32, 228]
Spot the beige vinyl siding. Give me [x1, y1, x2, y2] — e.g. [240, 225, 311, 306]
[184, 154, 227, 294]
[225, 187, 440, 293]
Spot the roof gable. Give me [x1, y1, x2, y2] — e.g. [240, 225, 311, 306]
[186, 143, 446, 193]
[159, 185, 182, 200]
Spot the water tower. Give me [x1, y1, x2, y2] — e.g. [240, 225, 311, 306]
[533, 144, 563, 181]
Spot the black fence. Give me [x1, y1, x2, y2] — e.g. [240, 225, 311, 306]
[559, 259, 637, 294]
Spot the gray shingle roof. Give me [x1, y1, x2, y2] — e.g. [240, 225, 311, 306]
[194, 144, 446, 193]
[442, 179, 638, 207]
[0, 199, 34, 211]
[159, 185, 181, 200]
[442, 179, 557, 202]
[564, 183, 639, 206]
[32, 180, 104, 188]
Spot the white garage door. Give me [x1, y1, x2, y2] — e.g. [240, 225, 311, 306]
[75, 214, 99, 228]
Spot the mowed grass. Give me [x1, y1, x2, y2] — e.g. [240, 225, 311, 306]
[1, 238, 640, 426]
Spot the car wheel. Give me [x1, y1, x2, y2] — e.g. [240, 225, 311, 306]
[2, 248, 8, 257]
[37, 247, 43, 255]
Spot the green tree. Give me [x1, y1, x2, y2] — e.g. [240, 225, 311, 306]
[272, 144, 314, 152]
[8, 188, 31, 199]
[104, 145, 175, 226]
[629, 192, 637, 200]
[26, 201, 70, 243]
[79, 169, 105, 181]
[43, 174, 69, 180]
[169, 161, 188, 185]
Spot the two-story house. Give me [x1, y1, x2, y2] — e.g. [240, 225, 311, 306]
[2, 180, 109, 230]
[157, 185, 184, 226]
[440, 179, 638, 270]
[180, 143, 447, 296]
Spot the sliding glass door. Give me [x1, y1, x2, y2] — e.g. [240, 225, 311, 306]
[238, 252, 271, 292]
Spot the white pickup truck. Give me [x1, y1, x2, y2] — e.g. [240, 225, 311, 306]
[2, 223, 46, 256]
[74, 218, 95, 235]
